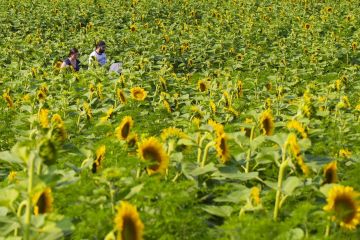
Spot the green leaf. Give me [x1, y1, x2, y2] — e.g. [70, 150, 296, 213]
[124, 184, 144, 200]
[202, 205, 233, 218]
[211, 166, 258, 181]
[214, 188, 249, 203]
[190, 163, 217, 177]
[282, 176, 302, 196]
[250, 135, 265, 151]
[0, 189, 18, 208]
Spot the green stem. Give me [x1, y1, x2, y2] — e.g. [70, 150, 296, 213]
[196, 133, 207, 163]
[201, 141, 215, 167]
[24, 154, 35, 240]
[325, 217, 330, 237]
[245, 126, 255, 173]
[15, 200, 27, 236]
[273, 142, 288, 221]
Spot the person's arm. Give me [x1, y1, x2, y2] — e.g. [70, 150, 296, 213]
[60, 61, 67, 69]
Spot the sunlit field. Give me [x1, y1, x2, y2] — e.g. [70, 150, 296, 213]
[1, 0, 360, 239]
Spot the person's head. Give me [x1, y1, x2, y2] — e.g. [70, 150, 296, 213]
[95, 41, 106, 54]
[69, 48, 79, 59]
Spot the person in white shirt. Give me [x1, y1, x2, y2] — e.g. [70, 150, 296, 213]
[89, 41, 107, 67]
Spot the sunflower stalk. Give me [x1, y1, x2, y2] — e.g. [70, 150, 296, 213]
[273, 141, 289, 221]
[201, 141, 215, 167]
[245, 125, 255, 173]
[24, 153, 35, 240]
[196, 133, 207, 163]
[15, 200, 27, 236]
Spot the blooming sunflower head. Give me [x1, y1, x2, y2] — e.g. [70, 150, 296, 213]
[130, 87, 147, 101]
[160, 127, 187, 141]
[215, 133, 230, 164]
[323, 161, 337, 185]
[116, 116, 134, 140]
[323, 185, 360, 230]
[197, 80, 208, 92]
[259, 110, 274, 136]
[208, 119, 224, 136]
[250, 187, 261, 206]
[114, 201, 144, 240]
[137, 137, 169, 175]
[32, 187, 53, 215]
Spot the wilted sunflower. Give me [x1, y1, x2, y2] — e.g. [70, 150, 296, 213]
[114, 201, 144, 240]
[324, 185, 360, 230]
[116, 116, 134, 140]
[215, 133, 230, 164]
[32, 187, 53, 215]
[197, 80, 208, 92]
[323, 161, 337, 185]
[39, 108, 49, 128]
[137, 137, 168, 175]
[130, 87, 147, 101]
[117, 89, 127, 104]
[259, 110, 274, 136]
[92, 145, 106, 173]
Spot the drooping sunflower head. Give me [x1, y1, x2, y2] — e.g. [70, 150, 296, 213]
[117, 88, 127, 104]
[324, 185, 360, 230]
[323, 161, 337, 185]
[130, 87, 147, 101]
[215, 133, 230, 164]
[208, 119, 224, 137]
[2, 91, 14, 108]
[237, 80, 243, 97]
[116, 116, 134, 140]
[137, 137, 169, 175]
[287, 119, 307, 138]
[210, 100, 216, 113]
[114, 201, 144, 240]
[259, 110, 274, 136]
[163, 100, 172, 113]
[32, 187, 53, 215]
[223, 91, 231, 107]
[287, 134, 310, 176]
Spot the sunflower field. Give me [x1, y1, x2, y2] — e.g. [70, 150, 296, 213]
[1, 0, 360, 239]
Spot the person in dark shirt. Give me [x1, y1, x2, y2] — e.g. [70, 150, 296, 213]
[61, 48, 80, 71]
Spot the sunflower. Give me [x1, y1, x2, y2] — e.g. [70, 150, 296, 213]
[97, 83, 104, 100]
[7, 171, 17, 183]
[250, 187, 261, 206]
[215, 133, 230, 164]
[223, 91, 231, 107]
[114, 201, 144, 240]
[324, 185, 360, 230]
[287, 134, 310, 175]
[92, 145, 106, 173]
[2, 91, 14, 108]
[287, 119, 307, 138]
[163, 100, 172, 113]
[37, 90, 46, 101]
[116, 116, 134, 140]
[130, 87, 147, 101]
[237, 80, 243, 97]
[197, 80, 208, 92]
[339, 149, 352, 158]
[259, 109, 274, 136]
[32, 187, 53, 215]
[127, 133, 138, 148]
[51, 114, 67, 141]
[160, 127, 187, 141]
[137, 137, 168, 175]
[351, 42, 357, 51]
[83, 102, 93, 119]
[130, 24, 137, 32]
[304, 23, 311, 30]
[208, 119, 224, 136]
[117, 89, 127, 104]
[323, 161, 337, 185]
[210, 100, 216, 113]
[159, 77, 167, 91]
[39, 108, 49, 128]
